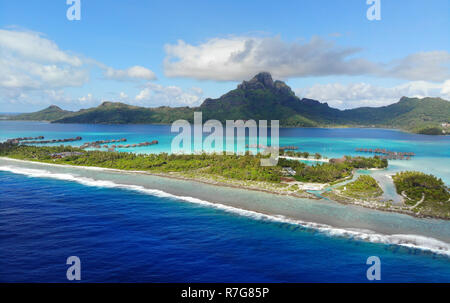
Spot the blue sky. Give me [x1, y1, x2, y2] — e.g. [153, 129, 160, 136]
[0, 0, 449, 112]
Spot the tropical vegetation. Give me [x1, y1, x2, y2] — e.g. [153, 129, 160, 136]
[338, 175, 383, 199]
[0, 143, 387, 184]
[393, 171, 450, 218]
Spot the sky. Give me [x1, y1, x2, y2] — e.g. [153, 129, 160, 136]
[0, 0, 449, 112]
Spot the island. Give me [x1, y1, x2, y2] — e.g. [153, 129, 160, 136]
[1, 140, 448, 219]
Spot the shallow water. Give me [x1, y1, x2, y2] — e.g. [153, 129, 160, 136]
[1, 122, 449, 182]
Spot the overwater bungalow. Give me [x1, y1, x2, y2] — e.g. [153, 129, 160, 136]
[355, 146, 416, 160]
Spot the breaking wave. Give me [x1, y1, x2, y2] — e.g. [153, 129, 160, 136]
[1, 164, 449, 257]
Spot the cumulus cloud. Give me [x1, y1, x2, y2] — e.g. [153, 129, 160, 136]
[135, 83, 203, 107]
[104, 65, 157, 81]
[0, 28, 158, 108]
[387, 51, 450, 82]
[163, 36, 450, 82]
[78, 93, 93, 103]
[0, 29, 82, 66]
[0, 29, 89, 91]
[441, 80, 450, 96]
[295, 80, 450, 109]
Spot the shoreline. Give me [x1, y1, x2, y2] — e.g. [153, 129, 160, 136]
[1, 156, 448, 221]
[2, 156, 450, 257]
[279, 155, 329, 162]
[0, 156, 320, 201]
[323, 187, 449, 221]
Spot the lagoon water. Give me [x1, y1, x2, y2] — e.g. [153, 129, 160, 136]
[0, 121, 449, 282]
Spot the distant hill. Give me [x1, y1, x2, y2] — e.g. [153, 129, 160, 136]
[341, 96, 450, 130]
[8, 72, 450, 134]
[10, 105, 73, 121]
[53, 101, 192, 124]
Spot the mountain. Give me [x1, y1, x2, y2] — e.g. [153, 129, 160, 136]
[53, 101, 192, 124]
[199, 72, 319, 126]
[342, 96, 450, 130]
[7, 72, 450, 134]
[9, 105, 73, 121]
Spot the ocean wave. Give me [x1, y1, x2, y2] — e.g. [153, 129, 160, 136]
[1, 164, 449, 257]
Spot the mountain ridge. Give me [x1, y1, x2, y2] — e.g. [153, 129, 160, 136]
[7, 72, 450, 135]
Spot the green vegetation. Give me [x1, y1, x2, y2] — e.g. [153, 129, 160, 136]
[340, 97, 450, 133]
[281, 150, 314, 158]
[2, 142, 448, 218]
[7, 73, 449, 135]
[393, 171, 450, 202]
[293, 162, 352, 183]
[393, 171, 450, 218]
[279, 155, 387, 183]
[0, 143, 387, 184]
[343, 155, 388, 169]
[0, 143, 282, 182]
[413, 125, 444, 135]
[53, 102, 193, 124]
[10, 105, 72, 121]
[338, 175, 383, 199]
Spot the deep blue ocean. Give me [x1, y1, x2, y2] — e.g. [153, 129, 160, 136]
[1, 122, 449, 282]
[1, 171, 450, 282]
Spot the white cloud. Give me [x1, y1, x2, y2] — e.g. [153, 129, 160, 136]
[295, 80, 450, 109]
[0, 29, 82, 66]
[441, 80, 450, 96]
[0, 29, 89, 91]
[387, 51, 450, 82]
[135, 83, 203, 107]
[104, 65, 157, 81]
[164, 36, 376, 81]
[0, 28, 158, 109]
[164, 35, 450, 82]
[78, 93, 93, 103]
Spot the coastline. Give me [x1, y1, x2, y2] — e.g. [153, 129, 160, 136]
[1, 156, 450, 258]
[322, 190, 449, 220]
[0, 156, 320, 200]
[279, 155, 329, 162]
[1, 156, 448, 221]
